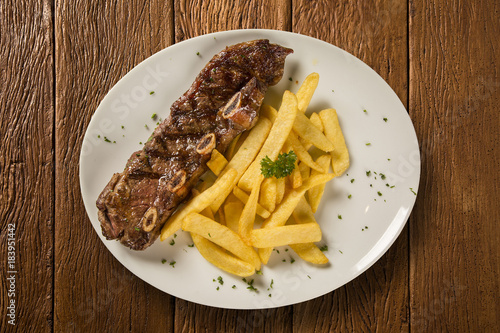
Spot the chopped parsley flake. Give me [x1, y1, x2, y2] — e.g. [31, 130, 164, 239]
[348, 194, 352, 199]
[98, 135, 101, 138]
[339, 250, 343, 254]
[188, 243, 194, 247]
[338, 214, 342, 219]
[366, 171, 371, 176]
[288, 77, 293, 81]
[380, 173, 386, 180]
[377, 191, 382, 196]
[161, 259, 166, 264]
[246, 279, 258, 292]
[350, 179, 355, 183]
[290, 257, 295, 264]
[366, 143, 371, 146]
[150, 91, 155, 95]
[410, 187, 417, 195]
[104, 137, 111, 143]
[134, 227, 140, 231]
[256, 270, 263, 275]
[363, 109, 367, 113]
[268, 294, 272, 297]
[169, 239, 175, 246]
[121, 125, 124, 129]
[170, 260, 176, 267]
[208, 232, 211, 237]
[217, 276, 224, 285]
[232, 285, 236, 289]
[383, 117, 388, 122]
[151, 113, 157, 119]
[196, 52, 200, 56]
[319, 245, 328, 252]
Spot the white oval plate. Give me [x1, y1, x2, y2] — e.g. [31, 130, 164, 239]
[80, 29, 420, 309]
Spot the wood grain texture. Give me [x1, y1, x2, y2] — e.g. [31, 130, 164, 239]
[409, 0, 500, 331]
[173, 1, 294, 331]
[175, 0, 291, 41]
[54, 1, 175, 331]
[0, 0, 54, 331]
[292, 0, 410, 332]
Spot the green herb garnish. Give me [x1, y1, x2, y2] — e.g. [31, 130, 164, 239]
[260, 151, 297, 178]
[319, 245, 328, 252]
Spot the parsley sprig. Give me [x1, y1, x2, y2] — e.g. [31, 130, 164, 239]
[260, 151, 297, 178]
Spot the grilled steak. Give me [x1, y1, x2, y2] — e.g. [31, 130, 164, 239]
[96, 39, 293, 250]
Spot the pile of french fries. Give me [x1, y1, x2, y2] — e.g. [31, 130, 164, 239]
[160, 73, 349, 277]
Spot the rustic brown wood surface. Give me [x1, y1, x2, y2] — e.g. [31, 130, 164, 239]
[0, 0, 498, 332]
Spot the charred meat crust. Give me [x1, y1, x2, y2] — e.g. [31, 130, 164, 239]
[96, 39, 293, 250]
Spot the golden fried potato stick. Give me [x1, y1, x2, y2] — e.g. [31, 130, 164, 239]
[206, 149, 228, 176]
[319, 108, 350, 176]
[183, 212, 261, 270]
[257, 173, 335, 264]
[239, 91, 299, 192]
[307, 154, 332, 213]
[289, 197, 328, 264]
[296, 72, 319, 113]
[160, 168, 238, 240]
[209, 117, 272, 212]
[191, 234, 256, 277]
[251, 223, 322, 248]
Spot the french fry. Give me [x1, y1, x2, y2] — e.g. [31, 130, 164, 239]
[209, 117, 272, 212]
[258, 173, 335, 264]
[276, 177, 286, 205]
[251, 223, 322, 248]
[309, 112, 324, 132]
[232, 186, 270, 219]
[183, 212, 261, 270]
[160, 168, 238, 240]
[289, 242, 328, 264]
[298, 162, 310, 182]
[196, 171, 217, 193]
[224, 133, 241, 161]
[296, 72, 319, 113]
[301, 112, 325, 149]
[319, 109, 350, 176]
[293, 112, 334, 152]
[207, 149, 228, 176]
[289, 197, 328, 264]
[307, 154, 332, 213]
[238, 175, 263, 244]
[217, 207, 226, 226]
[260, 104, 278, 123]
[286, 131, 324, 172]
[290, 161, 302, 189]
[191, 234, 255, 277]
[259, 177, 277, 212]
[239, 91, 299, 192]
[224, 199, 244, 233]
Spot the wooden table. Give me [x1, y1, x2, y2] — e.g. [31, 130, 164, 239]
[1, 0, 498, 331]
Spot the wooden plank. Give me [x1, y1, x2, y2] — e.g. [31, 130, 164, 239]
[173, 1, 293, 331]
[0, 0, 54, 330]
[175, 0, 291, 41]
[292, 0, 410, 331]
[54, 1, 175, 331]
[409, 0, 500, 331]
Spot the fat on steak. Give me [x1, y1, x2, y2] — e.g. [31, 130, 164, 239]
[96, 39, 293, 250]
